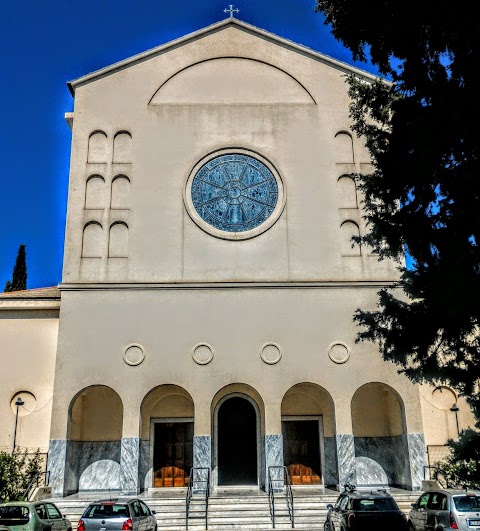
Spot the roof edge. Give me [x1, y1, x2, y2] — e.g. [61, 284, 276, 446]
[67, 17, 380, 96]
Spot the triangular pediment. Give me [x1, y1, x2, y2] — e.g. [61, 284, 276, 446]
[68, 18, 376, 95]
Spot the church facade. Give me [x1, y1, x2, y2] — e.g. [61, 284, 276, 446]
[1, 18, 474, 497]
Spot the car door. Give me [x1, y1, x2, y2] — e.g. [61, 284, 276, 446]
[45, 504, 66, 531]
[425, 492, 448, 531]
[332, 495, 348, 530]
[412, 493, 430, 531]
[138, 502, 154, 531]
[35, 503, 52, 531]
[130, 502, 144, 531]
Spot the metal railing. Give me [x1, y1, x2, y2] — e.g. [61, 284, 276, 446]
[23, 470, 50, 501]
[268, 466, 294, 529]
[186, 467, 210, 530]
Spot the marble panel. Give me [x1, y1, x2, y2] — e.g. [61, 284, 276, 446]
[265, 435, 283, 492]
[193, 436, 211, 491]
[407, 433, 427, 490]
[47, 439, 67, 497]
[139, 439, 151, 492]
[355, 456, 388, 486]
[120, 437, 140, 495]
[336, 434, 356, 488]
[354, 435, 410, 488]
[324, 436, 338, 487]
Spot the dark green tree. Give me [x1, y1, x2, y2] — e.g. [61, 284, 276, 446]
[314, 2, 480, 420]
[0, 449, 43, 502]
[4, 244, 27, 292]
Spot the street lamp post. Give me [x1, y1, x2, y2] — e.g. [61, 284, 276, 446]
[450, 403, 460, 436]
[13, 397, 25, 452]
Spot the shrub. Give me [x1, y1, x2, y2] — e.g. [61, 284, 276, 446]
[0, 449, 43, 502]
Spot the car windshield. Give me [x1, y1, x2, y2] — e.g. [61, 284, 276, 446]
[453, 496, 480, 511]
[353, 498, 399, 511]
[83, 504, 129, 519]
[0, 506, 30, 525]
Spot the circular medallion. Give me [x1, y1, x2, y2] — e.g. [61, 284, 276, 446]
[261, 343, 282, 365]
[185, 150, 285, 240]
[123, 344, 145, 366]
[192, 343, 214, 365]
[328, 342, 350, 364]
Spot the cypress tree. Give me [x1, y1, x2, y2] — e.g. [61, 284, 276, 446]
[4, 245, 27, 292]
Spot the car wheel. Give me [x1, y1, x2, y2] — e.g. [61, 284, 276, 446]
[408, 523, 416, 531]
[324, 520, 331, 531]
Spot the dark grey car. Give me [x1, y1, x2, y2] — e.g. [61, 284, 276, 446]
[78, 500, 156, 531]
[408, 489, 480, 531]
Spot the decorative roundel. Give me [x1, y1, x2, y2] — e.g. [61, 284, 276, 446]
[123, 344, 145, 366]
[192, 343, 214, 365]
[261, 343, 282, 365]
[185, 150, 285, 240]
[328, 342, 350, 364]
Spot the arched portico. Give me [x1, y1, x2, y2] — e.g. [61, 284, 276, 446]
[65, 385, 123, 494]
[351, 382, 410, 488]
[211, 384, 265, 488]
[281, 383, 337, 487]
[139, 385, 195, 490]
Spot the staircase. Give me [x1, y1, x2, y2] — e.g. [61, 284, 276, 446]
[51, 490, 419, 531]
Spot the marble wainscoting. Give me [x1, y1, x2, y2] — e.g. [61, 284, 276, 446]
[139, 439, 151, 491]
[193, 436, 211, 492]
[47, 439, 67, 497]
[77, 441, 122, 491]
[265, 435, 283, 492]
[120, 438, 140, 495]
[336, 434, 356, 488]
[407, 433, 427, 490]
[323, 437, 339, 487]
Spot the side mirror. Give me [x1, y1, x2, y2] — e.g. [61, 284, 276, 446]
[151, 511, 156, 515]
[327, 504, 334, 511]
[411, 503, 417, 509]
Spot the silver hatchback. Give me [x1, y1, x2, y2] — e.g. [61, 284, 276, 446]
[408, 489, 480, 531]
[78, 500, 156, 531]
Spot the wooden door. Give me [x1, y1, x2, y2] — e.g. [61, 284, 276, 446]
[153, 422, 193, 487]
[282, 420, 321, 485]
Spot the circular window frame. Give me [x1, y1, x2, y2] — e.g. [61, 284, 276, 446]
[123, 343, 145, 366]
[192, 343, 215, 365]
[184, 148, 286, 241]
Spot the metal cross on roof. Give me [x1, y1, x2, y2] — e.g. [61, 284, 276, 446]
[224, 4, 239, 18]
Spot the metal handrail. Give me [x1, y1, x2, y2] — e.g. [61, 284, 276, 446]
[186, 467, 210, 530]
[23, 470, 50, 501]
[268, 466, 294, 529]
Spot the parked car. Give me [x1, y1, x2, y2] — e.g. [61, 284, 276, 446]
[0, 501, 72, 531]
[325, 485, 408, 531]
[0, 525, 12, 531]
[77, 500, 157, 531]
[408, 489, 480, 531]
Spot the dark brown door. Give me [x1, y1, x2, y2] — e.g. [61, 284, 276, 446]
[282, 420, 321, 485]
[153, 422, 193, 487]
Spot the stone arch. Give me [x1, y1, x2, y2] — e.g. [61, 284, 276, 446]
[335, 130, 355, 163]
[340, 220, 361, 256]
[140, 385, 195, 489]
[111, 175, 131, 209]
[66, 385, 123, 493]
[87, 130, 107, 163]
[211, 384, 265, 488]
[108, 222, 129, 258]
[84, 175, 105, 209]
[82, 221, 103, 258]
[351, 382, 409, 488]
[281, 382, 337, 486]
[113, 131, 132, 163]
[337, 175, 358, 209]
[150, 57, 316, 105]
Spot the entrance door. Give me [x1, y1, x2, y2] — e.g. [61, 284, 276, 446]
[218, 397, 257, 485]
[282, 419, 322, 485]
[153, 422, 193, 487]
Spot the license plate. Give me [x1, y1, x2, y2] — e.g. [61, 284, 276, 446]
[469, 520, 480, 527]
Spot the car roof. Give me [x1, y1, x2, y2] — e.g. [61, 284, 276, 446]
[346, 490, 393, 498]
[425, 489, 480, 496]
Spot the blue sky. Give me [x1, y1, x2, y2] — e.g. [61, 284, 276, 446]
[0, 0, 378, 289]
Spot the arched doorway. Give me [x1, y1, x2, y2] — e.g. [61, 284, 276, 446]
[140, 385, 194, 489]
[351, 382, 408, 488]
[217, 396, 258, 485]
[66, 385, 123, 493]
[281, 383, 336, 487]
